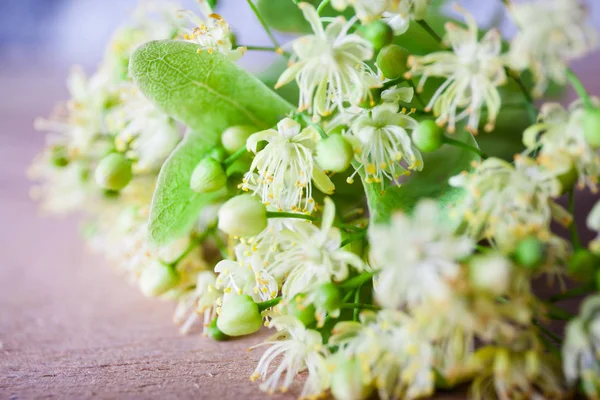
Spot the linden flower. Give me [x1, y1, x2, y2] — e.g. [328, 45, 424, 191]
[242, 118, 334, 213]
[524, 101, 600, 192]
[347, 102, 422, 186]
[178, 1, 245, 61]
[266, 198, 364, 299]
[330, 310, 435, 400]
[110, 85, 180, 174]
[331, 0, 387, 24]
[250, 316, 331, 397]
[383, 0, 432, 35]
[449, 156, 569, 250]
[368, 200, 474, 309]
[213, 256, 278, 302]
[508, 0, 597, 97]
[276, 3, 381, 116]
[405, 7, 507, 134]
[563, 295, 600, 398]
[173, 271, 220, 334]
[587, 201, 600, 254]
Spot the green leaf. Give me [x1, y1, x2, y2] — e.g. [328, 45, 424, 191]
[363, 126, 479, 224]
[129, 40, 293, 133]
[148, 130, 226, 246]
[256, 58, 300, 106]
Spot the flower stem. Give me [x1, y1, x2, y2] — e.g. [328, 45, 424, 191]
[340, 231, 367, 248]
[243, 45, 290, 57]
[548, 284, 594, 303]
[533, 319, 562, 348]
[341, 302, 380, 311]
[569, 189, 582, 249]
[223, 146, 247, 167]
[294, 111, 328, 139]
[442, 136, 488, 159]
[266, 211, 315, 221]
[246, 0, 284, 54]
[417, 20, 443, 44]
[546, 303, 575, 321]
[339, 272, 374, 289]
[567, 68, 593, 108]
[168, 227, 214, 267]
[316, 0, 331, 15]
[407, 79, 427, 109]
[257, 297, 281, 312]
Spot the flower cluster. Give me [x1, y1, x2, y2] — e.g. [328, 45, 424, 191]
[32, 0, 600, 399]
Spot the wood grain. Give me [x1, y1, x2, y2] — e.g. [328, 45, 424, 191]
[0, 54, 598, 399]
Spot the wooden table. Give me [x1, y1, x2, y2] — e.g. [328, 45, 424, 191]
[0, 57, 597, 399]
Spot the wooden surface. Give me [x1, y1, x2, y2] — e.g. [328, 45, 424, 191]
[0, 57, 598, 399]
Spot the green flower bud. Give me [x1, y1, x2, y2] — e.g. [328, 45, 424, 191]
[583, 107, 600, 149]
[221, 125, 256, 154]
[285, 294, 317, 327]
[359, 21, 394, 52]
[316, 134, 354, 173]
[568, 249, 599, 281]
[207, 318, 229, 341]
[469, 254, 512, 295]
[376, 44, 410, 80]
[330, 358, 372, 400]
[314, 283, 342, 313]
[139, 261, 180, 297]
[190, 157, 227, 193]
[514, 236, 544, 269]
[217, 294, 262, 336]
[50, 146, 69, 167]
[94, 153, 132, 191]
[413, 120, 444, 153]
[557, 161, 579, 194]
[209, 147, 229, 163]
[218, 194, 268, 237]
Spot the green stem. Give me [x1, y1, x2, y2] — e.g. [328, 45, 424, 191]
[295, 111, 328, 139]
[212, 231, 229, 259]
[546, 303, 575, 321]
[339, 272, 375, 290]
[548, 284, 594, 303]
[340, 231, 367, 248]
[442, 136, 488, 159]
[353, 282, 363, 320]
[223, 146, 247, 167]
[316, 0, 331, 15]
[417, 20, 443, 44]
[243, 45, 290, 57]
[566, 68, 593, 107]
[407, 79, 427, 109]
[168, 227, 214, 267]
[533, 319, 562, 349]
[257, 297, 281, 312]
[569, 189, 582, 249]
[266, 211, 316, 221]
[341, 302, 380, 311]
[506, 69, 534, 104]
[246, 0, 283, 53]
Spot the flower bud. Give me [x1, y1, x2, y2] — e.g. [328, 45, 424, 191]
[330, 357, 372, 400]
[50, 146, 69, 167]
[583, 107, 600, 149]
[377, 44, 410, 80]
[413, 120, 444, 153]
[190, 157, 227, 193]
[316, 134, 354, 173]
[218, 194, 267, 237]
[469, 254, 512, 295]
[514, 236, 544, 270]
[557, 161, 578, 194]
[139, 261, 180, 297]
[313, 283, 342, 313]
[358, 21, 394, 52]
[207, 318, 229, 341]
[285, 294, 317, 327]
[209, 147, 229, 163]
[217, 294, 262, 336]
[568, 249, 599, 282]
[221, 125, 256, 154]
[95, 153, 133, 191]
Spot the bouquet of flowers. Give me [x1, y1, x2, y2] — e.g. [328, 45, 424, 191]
[30, 0, 600, 398]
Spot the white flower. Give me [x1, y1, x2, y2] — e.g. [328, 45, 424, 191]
[508, 0, 597, 97]
[588, 200, 600, 254]
[524, 101, 600, 192]
[380, 86, 415, 104]
[179, 3, 245, 61]
[110, 85, 180, 173]
[276, 3, 381, 116]
[214, 256, 278, 302]
[347, 102, 422, 186]
[368, 200, 474, 309]
[449, 156, 569, 249]
[242, 118, 334, 213]
[250, 316, 330, 397]
[266, 198, 364, 299]
[383, 0, 432, 35]
[563, 295, 600, 398]
[331, 0, 388, 24]
[173, 271, 220, 334]
[330, 310, 435, 400]
[406, 6, 507, 134]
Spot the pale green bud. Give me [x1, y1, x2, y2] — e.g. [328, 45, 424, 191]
[217, 294, 262, 336]
[469, 254, 512, 295]
[377, 44, 410, 80]
[285, 294, 317, 327]
[207, 318, 229, 341]
[514, 236, 544, 270]
[190, 157, 227, 193]
[139, 261, 179, 297]
[50, 146, 69, 167]
[94, 153, 132, 191]
[209, 147, 229, 163]
[218, 194, 267, 237]
[314, 283, 342, 313]
[330, 357, 372, 400]
[583, 107, 600, 149]
[413, 120, 444, 153]
[316, 134, 354, 173]
[358, 21, 394, 52]
[221, 125, 256, 154]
